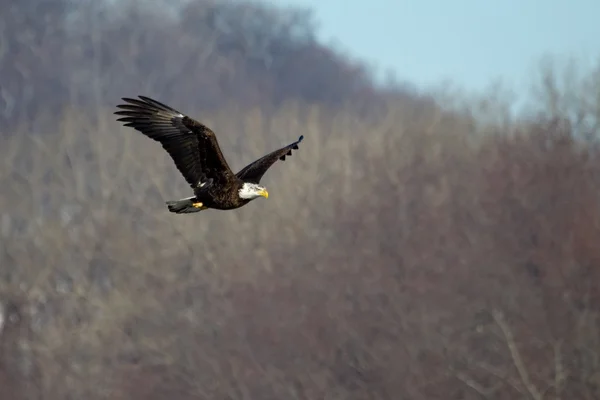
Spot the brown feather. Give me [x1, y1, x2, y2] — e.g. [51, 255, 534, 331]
[235, 135, 304, 184]
[114, 96, 235, 190]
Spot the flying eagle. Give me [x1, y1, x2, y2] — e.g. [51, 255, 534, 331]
[114, 96, 304, 214]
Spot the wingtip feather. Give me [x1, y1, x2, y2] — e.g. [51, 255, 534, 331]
[120, 97, 139, 103]
[289, 135, 303, 150]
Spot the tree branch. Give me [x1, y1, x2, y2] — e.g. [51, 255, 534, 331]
[492, 309, 542, 400]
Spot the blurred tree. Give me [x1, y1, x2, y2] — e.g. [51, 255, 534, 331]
[0, 0, 403, 132]
[0, 0, 69, 126]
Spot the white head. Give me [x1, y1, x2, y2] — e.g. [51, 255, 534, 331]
[238, 182, 269, 200]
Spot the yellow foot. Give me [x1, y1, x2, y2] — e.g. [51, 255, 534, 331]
[192, 202, 204, 208]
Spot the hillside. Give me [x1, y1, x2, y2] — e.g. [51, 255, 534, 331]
[1, 1, 600, 399]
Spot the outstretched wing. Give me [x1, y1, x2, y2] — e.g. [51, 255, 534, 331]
[235, 135, 304, 184]
[114, 96, 235, 189]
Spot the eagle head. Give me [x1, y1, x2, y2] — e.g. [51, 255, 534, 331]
[239, 182, 269, 200]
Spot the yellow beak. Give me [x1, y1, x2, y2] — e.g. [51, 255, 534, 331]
[259, 188, 269, 199]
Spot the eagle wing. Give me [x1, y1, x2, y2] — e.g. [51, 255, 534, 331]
[235, 135, 304, 184]
[114, 96, 235, 190]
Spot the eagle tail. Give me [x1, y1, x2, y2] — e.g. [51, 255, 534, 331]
[165, 197, 205, 214]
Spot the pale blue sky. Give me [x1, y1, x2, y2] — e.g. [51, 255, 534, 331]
[277, 0, 599, 93]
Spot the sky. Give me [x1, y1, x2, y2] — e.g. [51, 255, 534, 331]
[277, 0, 599, 95]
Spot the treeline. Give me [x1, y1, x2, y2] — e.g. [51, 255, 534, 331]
[0, 0, 421, 131]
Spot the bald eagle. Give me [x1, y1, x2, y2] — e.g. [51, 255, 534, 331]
[114, 96, 304, 214]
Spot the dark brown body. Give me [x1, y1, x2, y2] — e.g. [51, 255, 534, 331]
[194, 178, 249, 210]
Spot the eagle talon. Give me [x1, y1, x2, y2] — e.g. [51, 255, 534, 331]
[192, 202, 204, 208]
